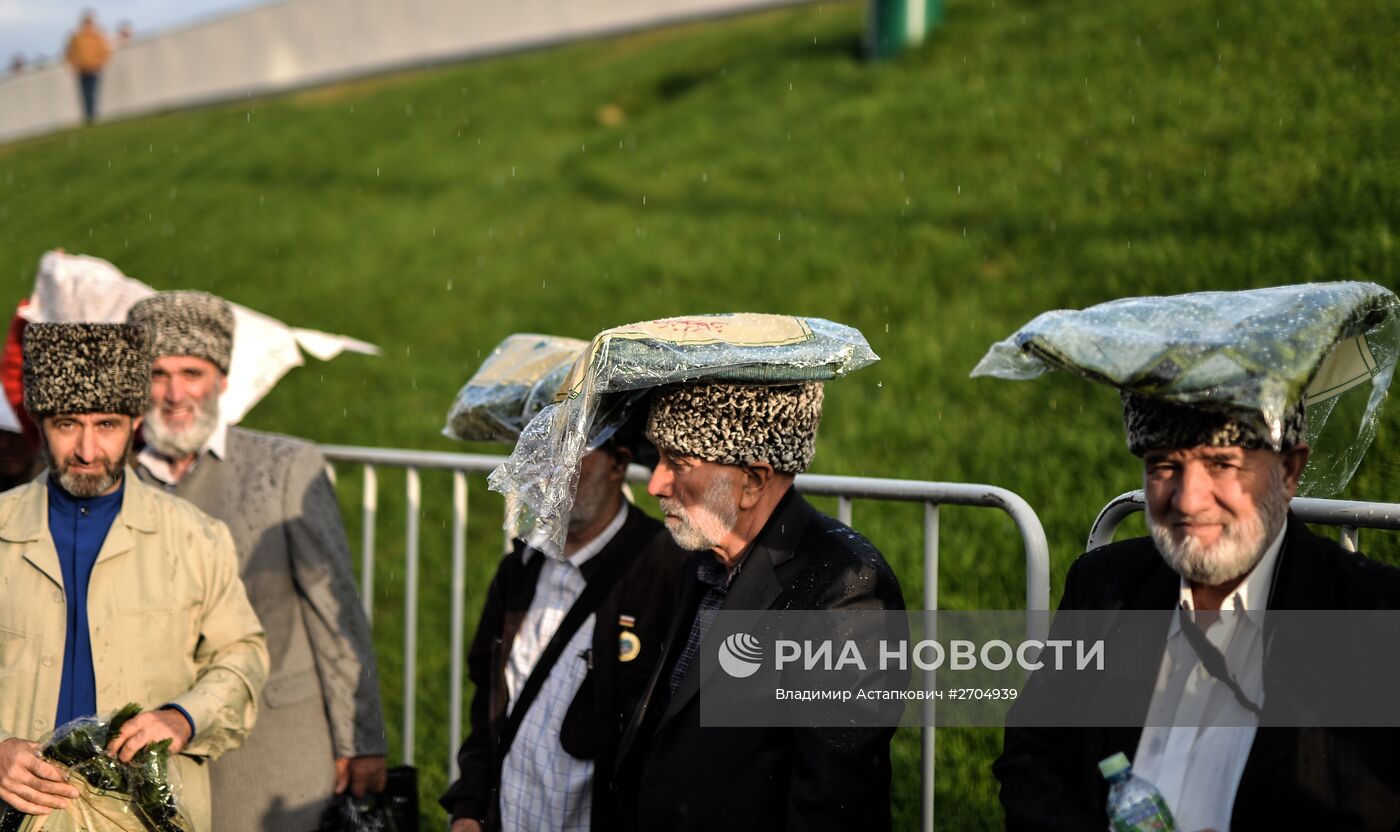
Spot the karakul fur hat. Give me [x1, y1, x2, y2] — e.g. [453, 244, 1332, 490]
[22, 322, 153, 418]
[126, 290, 235, 373]
[1122, 391, 1307, 456]
[646, 381, 824, 473]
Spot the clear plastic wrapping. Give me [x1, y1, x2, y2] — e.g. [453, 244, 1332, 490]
[0, 704, 194, 832]
[488, 314, 879, 555]
[442, 334, 588, 443]
[971, 282, 1399, 495]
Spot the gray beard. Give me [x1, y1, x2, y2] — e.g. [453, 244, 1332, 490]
[659, 475, 740, 552]
[46, 438, 130, 499]
[1148, 469, 1290, 587]
[143, 394, 220, 458]
[569, 463, 617, 535]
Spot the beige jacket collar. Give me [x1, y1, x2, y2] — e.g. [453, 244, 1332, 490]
[0, 470, 160, 588]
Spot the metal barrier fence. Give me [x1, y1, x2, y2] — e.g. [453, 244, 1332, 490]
[1088, 490, 1400, 552]
[319, 445, 1051, 832]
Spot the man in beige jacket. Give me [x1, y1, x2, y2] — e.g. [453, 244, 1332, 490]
[0, 322, 268, 831]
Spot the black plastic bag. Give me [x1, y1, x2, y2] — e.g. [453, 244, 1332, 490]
[318, 766, 418, 832]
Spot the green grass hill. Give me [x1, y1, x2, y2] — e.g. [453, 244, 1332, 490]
[2, 0, 1397, 827]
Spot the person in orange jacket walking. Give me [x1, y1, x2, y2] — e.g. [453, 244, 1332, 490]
[64, 11, 112, 125]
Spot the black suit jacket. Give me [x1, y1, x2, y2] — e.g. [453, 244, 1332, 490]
[613, 489, 906, 832]
[439, 503, 684, 830]
[995, 513, 1400, 830]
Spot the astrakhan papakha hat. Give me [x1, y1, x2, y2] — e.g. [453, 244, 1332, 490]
[127, 290, 235, 373]
[22, 322, 152, 418]
[1121, 392, 1307, 456]
[646, 381, 824, 474]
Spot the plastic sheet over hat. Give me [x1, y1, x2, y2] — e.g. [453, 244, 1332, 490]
[15, 249, 379, 428]
[442, 333, 588, 442]
[971, 282, 1399, 496]
[489, 313, 879, 555]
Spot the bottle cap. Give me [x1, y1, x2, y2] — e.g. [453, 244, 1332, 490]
[1098, 752, 1130, 779]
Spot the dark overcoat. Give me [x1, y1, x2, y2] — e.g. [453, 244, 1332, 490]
[614, 489, 906, 832]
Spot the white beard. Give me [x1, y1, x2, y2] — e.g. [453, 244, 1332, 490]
[659, 474, 740, 552]
[143, 393, 220, 458]
[1148, 468, 1289, 587]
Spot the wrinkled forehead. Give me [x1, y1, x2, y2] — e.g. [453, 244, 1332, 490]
[44, 411, 135, 426]
[1141, 443, 1283, 467]
[151, 353, 224, 375]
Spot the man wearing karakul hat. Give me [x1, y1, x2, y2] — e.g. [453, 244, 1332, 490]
[995, 384, 1400, 828]
[0, 322, 267, 831]
[614, 380, 905, 831]
[125, 291, 387, 831]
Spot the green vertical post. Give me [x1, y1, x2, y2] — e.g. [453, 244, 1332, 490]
[867, 0, 942, 59]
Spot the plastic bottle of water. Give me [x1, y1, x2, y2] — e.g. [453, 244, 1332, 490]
[1098, 752, 1176, 832]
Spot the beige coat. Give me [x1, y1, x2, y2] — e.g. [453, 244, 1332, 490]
[0, 472, 269, 832]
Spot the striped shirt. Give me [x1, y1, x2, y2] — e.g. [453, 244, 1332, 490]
[666, 551, 744, 701]
[499, 504, 627, 831]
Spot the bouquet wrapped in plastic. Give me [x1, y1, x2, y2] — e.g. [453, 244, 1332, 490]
[489, 313, 879, 555]
[0, 705, 194, 832]
[442, 334, 588, 443]
[972, 282, 1399, 495]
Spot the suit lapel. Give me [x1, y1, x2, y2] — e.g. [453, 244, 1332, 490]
[615, 558, 705, 770]
[1235, 513, 1318, 810]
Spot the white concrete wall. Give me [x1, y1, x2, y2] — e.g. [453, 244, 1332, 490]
[0, 0, 804, 144]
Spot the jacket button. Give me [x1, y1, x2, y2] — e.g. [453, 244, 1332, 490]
[52, 591, 63, 604]
[32, 719, 46, 731]
[41, 654, 55, 667]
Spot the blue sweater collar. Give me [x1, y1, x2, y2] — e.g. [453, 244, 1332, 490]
[47, 474, 126, 513]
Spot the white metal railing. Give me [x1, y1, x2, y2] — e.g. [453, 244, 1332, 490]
[1087, 490, 1400, 553]
[319, 444, 1051, 832]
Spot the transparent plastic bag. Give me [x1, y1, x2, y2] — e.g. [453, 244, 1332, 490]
[971, 282, 1399, 495]
[0, 704, 194, 832]
[488, 314, 879, 555]
[442, 334, 588, 442]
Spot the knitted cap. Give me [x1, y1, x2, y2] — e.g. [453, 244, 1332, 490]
[646, 382, 824, 473]
[126, 290, 235, 373]
[22, 322, 152, 418]
[1122, 392, 1307, 456]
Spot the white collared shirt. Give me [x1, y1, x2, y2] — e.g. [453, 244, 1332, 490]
[1131, 524, 1286, 832]
[136, 419, 229, 485]
[499, 503, 627, 832]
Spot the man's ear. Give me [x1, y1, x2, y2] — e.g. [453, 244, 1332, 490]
[131, 415, 144, 434]
[1280, 442, 1310, 496]
[218, 371, 229, 395]
[737, 461, 776, 510]
[608, 447, 633, 482]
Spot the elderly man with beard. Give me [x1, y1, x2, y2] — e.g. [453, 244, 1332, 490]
[613, 381, 905, 832]
[440, 426, 682, 832]
[0, 322, 267, 831]
[995, 394, 1400, 831]
[124, 292, 387, 831]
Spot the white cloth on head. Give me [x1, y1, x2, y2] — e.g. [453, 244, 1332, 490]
[1131, 524, 1285, 832]
[20, 249, 378, 425]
